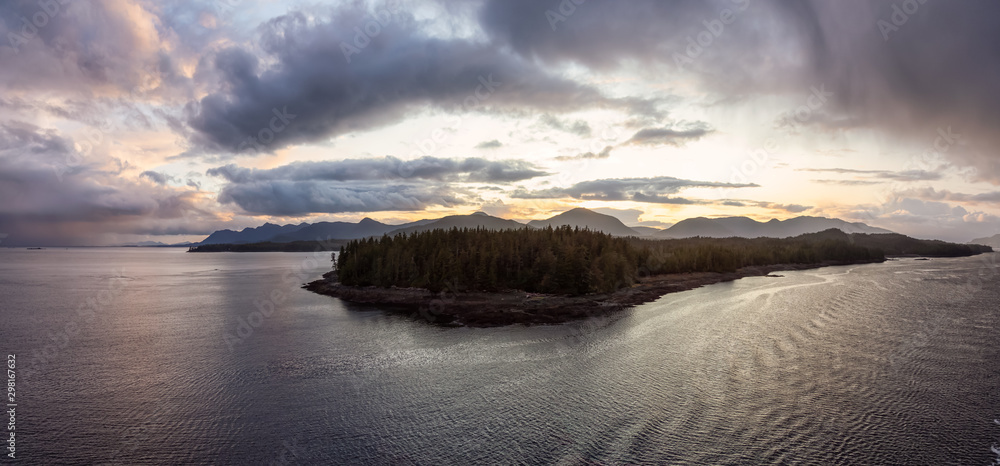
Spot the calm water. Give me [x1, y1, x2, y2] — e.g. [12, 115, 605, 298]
[1, 248, 999, 465]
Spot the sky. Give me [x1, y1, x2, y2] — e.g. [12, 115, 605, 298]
[1, 0, 999, 246]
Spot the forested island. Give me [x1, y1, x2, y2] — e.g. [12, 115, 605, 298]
[304, 227, 992, 326]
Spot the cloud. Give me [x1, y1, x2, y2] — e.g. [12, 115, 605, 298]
[554, 145, 612, 161]
[778, 2, 1000, 183]
[478, 0, 780, 73]
[206, 155, 550, 216]
[140, 171, 175, 185]
[624, 123, 713, 147]
[207, 156, 548, 184]
[719, 199, 812, 213]
[213, 181, 474, 217]
[836, 191, 1000, 242]
[0, 122, 221, 245]
[475, 139, 503, 149]
[183, 4, 656, 156]
[799, 168, 942, 182]
[479, 0, 1000, 183]
[538, 114, 591, 136]
[591, 208, 644, 224]
[3, 0, 999, 244]
[812, 179, 883, 186]
[893, 187, 1000, 205]
[511, 176, 757, 203]
[760, 202, 811, 213]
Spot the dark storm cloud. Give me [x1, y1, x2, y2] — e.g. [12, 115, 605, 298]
[207, 156, 548, 184]
[184, 4, 654, 156]
[479, 0, 758, 71]
[511, 176, 757, 203]
[477, 0, 1000, 182]
[0, 122, 219, 245]
[206, 156, 549, 216]
[764, 2, 1000, 183]
[212, 180, 473, 216]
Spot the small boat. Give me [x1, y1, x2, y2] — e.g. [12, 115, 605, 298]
[26, 247, 44, 250]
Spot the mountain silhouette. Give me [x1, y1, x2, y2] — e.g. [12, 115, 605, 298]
[527, 208, 639, 236]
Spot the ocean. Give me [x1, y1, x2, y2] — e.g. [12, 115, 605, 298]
[1, 247, 998, 464]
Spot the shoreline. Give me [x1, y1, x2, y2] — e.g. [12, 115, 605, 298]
[303, 259, 885, 327]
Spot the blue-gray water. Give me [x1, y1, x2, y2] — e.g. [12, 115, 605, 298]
[1, 248, 999, 465]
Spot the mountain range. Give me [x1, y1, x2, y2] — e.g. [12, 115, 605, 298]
[193, 209, 896, 245]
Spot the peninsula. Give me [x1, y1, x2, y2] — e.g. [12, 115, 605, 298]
[304, 227, 992, 327]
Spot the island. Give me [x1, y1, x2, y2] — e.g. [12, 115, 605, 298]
[304, 227, 993, 327]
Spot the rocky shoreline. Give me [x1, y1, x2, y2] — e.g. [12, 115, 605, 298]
[303, 259, 885, 327]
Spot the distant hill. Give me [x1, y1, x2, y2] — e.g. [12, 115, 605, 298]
[630, 226, 663, 236]
[270, 218, 402, 242]
[199, 222, 309, 245]
[188, 240, 348, 252]
[798, 229, 992, 256]
[121, 240, 167, 247]
[969, 234, 1000, 249]
[527, 208, 639, 236]
[387, 212, 527, 236]
[655, 216, 892, 239]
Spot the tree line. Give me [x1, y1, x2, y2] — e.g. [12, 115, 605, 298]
[336, 226, 639, 294]
[334, 226, 992, 296]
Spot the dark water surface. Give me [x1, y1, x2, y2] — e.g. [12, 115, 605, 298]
[1, 248, 999, 464]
